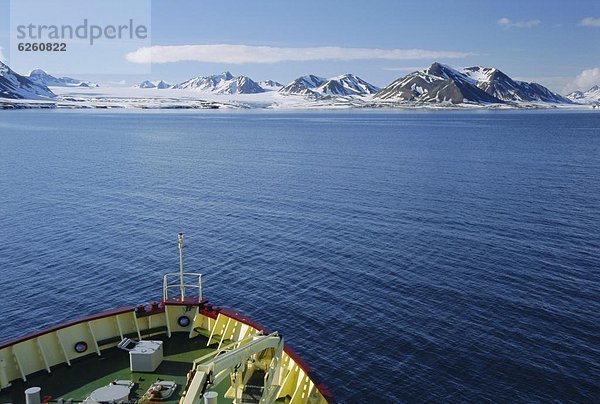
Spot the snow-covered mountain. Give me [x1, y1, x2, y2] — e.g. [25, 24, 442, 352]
[462, 66, 570, 103]
[28, 69, 98, 88]
[317, 74, 380, 96]
[137, 80, 171, 89]
[0, 62, 55, 99]
[375, 63, 569, 105]
[375, 63, 500, 104]
[174, 72, 264, 94]
[258, 80, 283, 91]
[279, 75, 327, 95]
[138, 80, 155, 89]
[279, 74, 378, 96]
[567, 85, 600, 104]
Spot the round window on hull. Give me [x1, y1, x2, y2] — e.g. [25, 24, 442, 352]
[178, 315, 191, 327]
[74, 341, 88, 353]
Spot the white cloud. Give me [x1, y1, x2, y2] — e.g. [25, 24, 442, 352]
[579, 17, 600, 27]
[497, 17, 512, 27]
[125, 44, 471, 64]
[0, 47, 5, 63]
[497, 17, 541, 29]
[567, 68, 600, 92]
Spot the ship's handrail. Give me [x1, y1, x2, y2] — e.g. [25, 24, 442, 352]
[162, 272, 202, 303]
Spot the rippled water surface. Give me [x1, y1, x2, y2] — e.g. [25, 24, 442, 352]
[0, 110, 599, 402]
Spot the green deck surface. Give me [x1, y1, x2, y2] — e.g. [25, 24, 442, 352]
[0, 333, 233, 404]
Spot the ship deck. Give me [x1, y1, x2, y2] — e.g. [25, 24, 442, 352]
[0, 332, 230, 404]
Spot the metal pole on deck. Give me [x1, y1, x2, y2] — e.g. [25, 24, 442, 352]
[178, 233, 185, 301]
[25, 387, 41, 404]
[204, 391, 218, 404]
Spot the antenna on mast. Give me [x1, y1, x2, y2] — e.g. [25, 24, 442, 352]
[178, 233, 185, 301]
[163, 234, 202, 303]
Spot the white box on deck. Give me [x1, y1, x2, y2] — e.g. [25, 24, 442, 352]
[129, 340, 163, 372]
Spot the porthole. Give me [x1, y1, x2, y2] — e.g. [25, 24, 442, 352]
[178, 315, 191, 327]
[74, 341, 88, 353]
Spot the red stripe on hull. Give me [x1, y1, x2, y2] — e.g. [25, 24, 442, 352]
[0, 300, 334, 402]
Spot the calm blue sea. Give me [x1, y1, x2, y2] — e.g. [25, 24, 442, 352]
[0, 110, 598, 402]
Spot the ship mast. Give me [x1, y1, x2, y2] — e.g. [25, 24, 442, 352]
[178, 232, 185, 301]
[162, 233, 202, 303]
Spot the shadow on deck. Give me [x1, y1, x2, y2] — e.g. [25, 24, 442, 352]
[0, 333, 220, 404]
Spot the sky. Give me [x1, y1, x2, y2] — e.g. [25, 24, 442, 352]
[0, 0, 599, 94]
